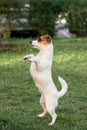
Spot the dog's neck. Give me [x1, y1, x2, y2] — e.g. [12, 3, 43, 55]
[38, 43, 53, 56]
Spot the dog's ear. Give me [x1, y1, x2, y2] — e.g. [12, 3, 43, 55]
[46, 35, 52, 43]
[40, 35, 52, 45]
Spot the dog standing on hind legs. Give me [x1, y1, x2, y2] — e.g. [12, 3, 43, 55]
[23, 35, 68, 125]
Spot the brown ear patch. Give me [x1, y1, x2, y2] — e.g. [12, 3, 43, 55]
[39, 35, 52, 45]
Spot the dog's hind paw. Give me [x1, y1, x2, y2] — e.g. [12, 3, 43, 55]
[37, 113, 45, 118]
[37, 111, 47, 118]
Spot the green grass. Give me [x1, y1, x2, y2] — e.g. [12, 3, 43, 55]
[0, 38, 87, 130]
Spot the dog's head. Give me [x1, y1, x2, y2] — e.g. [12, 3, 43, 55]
[30, 35, 52, 50]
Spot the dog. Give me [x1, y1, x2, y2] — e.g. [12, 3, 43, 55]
[23, 35, 68, 125]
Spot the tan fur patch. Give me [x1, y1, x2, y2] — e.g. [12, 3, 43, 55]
[38, 35, 52, 45]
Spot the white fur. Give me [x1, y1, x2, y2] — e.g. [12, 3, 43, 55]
[23, 37, 68, 125]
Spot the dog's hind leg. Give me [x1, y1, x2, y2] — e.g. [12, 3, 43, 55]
[48, 111, 57, 125]
[38, 95, 47, 117]
[46, 98, 58, 125]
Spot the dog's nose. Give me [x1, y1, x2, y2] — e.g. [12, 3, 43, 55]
[30, 41, 32, 44]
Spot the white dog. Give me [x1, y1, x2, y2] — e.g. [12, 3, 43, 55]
[23, 35, 68, 125]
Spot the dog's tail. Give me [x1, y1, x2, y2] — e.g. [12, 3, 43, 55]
[58, 76, 68, 98]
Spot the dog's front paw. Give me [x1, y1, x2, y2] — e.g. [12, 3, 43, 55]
[23, 54, 34, 60]
[28, 57, 36, 62]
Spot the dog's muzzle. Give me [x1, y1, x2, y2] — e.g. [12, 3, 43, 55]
[30, 41, 32, 44]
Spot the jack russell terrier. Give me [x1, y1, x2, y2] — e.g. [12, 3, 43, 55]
[23, 35, 68, 125]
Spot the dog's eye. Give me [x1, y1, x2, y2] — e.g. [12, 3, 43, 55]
[38, 38, 42, 42]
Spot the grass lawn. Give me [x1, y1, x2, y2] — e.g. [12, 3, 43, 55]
[0, 38, 87, 130]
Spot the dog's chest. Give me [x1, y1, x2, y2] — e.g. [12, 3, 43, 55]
[30, 62, 40, 82]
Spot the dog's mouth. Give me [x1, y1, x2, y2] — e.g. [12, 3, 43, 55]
[29, 40, 38, 48]
[29, 41, 34, 47]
